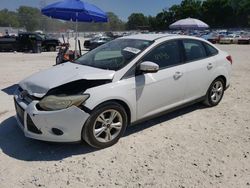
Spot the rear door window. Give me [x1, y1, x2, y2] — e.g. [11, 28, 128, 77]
[182, 39, 207, 62]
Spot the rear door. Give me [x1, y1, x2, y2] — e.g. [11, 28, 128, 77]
[181, 39, 216, 101]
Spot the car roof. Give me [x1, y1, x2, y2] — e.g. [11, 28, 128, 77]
[121, 33, 206, 42]
[121, 34, 176, 41]
[119, 34, 220, 51]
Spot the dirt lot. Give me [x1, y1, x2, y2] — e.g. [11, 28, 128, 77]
[0, 45, 250, 188]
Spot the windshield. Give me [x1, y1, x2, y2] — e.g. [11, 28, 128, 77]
[74, 39, 153, 71]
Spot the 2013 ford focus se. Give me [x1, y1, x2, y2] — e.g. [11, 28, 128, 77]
[14, 34, 232, 148]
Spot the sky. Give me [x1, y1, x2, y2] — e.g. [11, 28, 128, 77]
[1, 0, 182, 20]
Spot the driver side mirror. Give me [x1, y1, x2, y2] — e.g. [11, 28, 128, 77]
[139, 61, 159, 73]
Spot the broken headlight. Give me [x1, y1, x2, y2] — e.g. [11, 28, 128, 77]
[38, 94, 89, 111]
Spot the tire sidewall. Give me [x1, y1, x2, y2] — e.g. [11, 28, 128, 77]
[82, 102, 128, 148]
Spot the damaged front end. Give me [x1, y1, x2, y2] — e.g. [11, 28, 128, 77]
[36, 79, 110, 111]
[14, 78, 111, 142]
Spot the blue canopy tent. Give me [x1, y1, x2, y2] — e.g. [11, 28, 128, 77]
[41, 0, 108, 56]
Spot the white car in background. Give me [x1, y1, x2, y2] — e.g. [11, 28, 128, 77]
[14, 34, 232, 148]
[219, 34, 241, 44]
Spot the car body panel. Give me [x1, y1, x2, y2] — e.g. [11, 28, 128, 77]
[84, 79, 137, 122]
[135, 65, 187, 119]
[184, 56, 216, 100]
[14, 93, 89, 142]
[212, 51, 232, 87]
[19, 63, 115, 98]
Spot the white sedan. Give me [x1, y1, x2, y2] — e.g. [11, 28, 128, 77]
[14, 34, 232, 148]
[219, 34, 241, 44]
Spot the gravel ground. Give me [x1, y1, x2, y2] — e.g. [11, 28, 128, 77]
[0, 44, 250, 188]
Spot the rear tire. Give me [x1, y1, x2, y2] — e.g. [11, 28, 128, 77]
[204, 78, 225, 107]
[82, 102, 128, 149]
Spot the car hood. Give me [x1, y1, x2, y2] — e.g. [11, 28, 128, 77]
[19, 63, 115, 98]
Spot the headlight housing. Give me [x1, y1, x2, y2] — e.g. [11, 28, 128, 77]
[38, 94, 89, 111]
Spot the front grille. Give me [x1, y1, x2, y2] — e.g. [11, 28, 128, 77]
[27, 114, 42, 134]
[18, 87, 38, 104]
[14, 100, 24, 126]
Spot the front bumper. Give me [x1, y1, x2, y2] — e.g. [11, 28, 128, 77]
[14, 93, 90, 143]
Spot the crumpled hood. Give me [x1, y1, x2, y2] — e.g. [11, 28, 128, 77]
[19, 63, 115, 98]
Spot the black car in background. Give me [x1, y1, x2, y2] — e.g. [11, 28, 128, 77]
[38, 33, 61, 51]
[84, 36, 113, 50]
[0, 33, 61, 52]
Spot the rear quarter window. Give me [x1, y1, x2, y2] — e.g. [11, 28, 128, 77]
[203, 42, 218, 57]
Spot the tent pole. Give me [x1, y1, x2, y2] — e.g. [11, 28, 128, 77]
[75, 13, 78, 59]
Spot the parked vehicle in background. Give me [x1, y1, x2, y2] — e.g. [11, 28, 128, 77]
[219, 34, 240, 44]
[84, 36, 113, 50]
[237, 34, 250, 44]
[38, 33, 61, 51]
[0, 32, 61, 52]
[201, 33, 220, 44]
[14, 34, 232, 148]
[0, 35, 17, 52]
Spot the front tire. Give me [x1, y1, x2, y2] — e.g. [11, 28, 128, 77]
[82, 102, 128, 148]
[204, 78, 225, 107]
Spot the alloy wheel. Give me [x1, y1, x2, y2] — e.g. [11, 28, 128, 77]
[210, 80, 223, 103]
[93, 109, 123, 143]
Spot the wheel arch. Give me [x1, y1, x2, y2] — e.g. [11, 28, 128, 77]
[81, 99, 132, 147]
[93, 99, 131, 125]
[214, 75, 227, 88]
[210, 63, 230, 88]
[205, 75, 227, 96]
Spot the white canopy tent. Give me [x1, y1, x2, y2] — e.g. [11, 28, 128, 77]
[169, 18, 209, 30]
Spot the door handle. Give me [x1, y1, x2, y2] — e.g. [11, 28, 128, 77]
[207, 63, 213, 70]
[173, 71, 183, 80]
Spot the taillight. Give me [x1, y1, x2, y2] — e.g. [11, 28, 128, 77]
[226, 55, 233, 64]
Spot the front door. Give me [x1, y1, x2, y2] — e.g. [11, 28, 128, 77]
[135, 40, 187, 120]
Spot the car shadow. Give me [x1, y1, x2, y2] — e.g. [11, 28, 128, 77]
[125, 103, 205, 136]
[0, 103, 205, 162]
[0, 116, 97, 161]
[1, 84, 18, 95]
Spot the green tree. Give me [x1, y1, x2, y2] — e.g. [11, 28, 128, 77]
[238, 0, 250, 27]
[1, 0, 249, 32]
[0, 9, 19, 27]
[153, 10, 176, 30]
[179, 0, 202, 19]
[106, 12, 125, 31]
[147, 15, 157, 30]
[168, 5, 182, 21]
[127, 13, 148, 30]
[167, 0, 202, 21]
[202, 0, 234, 28]
[17, 6, 42, 31]
[78, 12, 125, 31]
